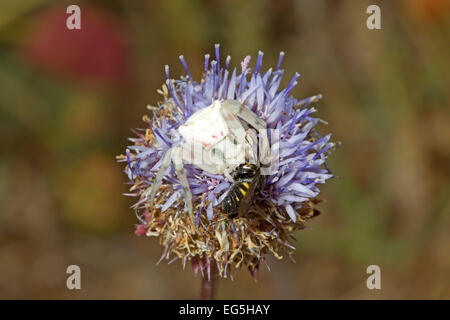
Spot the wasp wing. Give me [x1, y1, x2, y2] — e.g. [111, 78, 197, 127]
[237, 174, 260, 217]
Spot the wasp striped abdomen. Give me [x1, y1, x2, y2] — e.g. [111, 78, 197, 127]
[221, 164, 262, 219]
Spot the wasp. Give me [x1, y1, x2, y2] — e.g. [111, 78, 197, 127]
[221, 163, 266, 219]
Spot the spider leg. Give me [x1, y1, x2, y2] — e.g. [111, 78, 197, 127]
[146, 148, 173, 210]
[216, 107, 250, 173]
[221, 100, 270, 167]
[172, 147, 196, 229]
[218, 107, 248, 151]
[224, 170, 234, 183]
[245, 128, 259, 164]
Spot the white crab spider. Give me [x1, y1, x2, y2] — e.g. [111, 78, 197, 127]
[146, 99, 270, 226]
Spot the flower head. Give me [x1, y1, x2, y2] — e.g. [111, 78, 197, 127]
[118, 44, 335, 280]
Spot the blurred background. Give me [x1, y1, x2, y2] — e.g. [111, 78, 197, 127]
[0, 0, 449, 299]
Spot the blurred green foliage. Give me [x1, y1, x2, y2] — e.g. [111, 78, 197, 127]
[0, 0, 449, 299]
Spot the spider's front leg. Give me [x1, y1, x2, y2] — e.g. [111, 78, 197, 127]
[171, 148, 195, 228]
[146, 148, 174, 211]
[145, 147, 196, 229]
[220, 100, 271, 168]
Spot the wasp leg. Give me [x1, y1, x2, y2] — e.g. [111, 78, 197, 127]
[254, 202, 276, 227]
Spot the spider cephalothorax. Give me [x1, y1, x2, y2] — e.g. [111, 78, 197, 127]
[145, 99, 270, 226]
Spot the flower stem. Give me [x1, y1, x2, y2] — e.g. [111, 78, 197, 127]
[200, 263, 219, 300]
